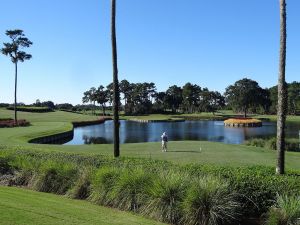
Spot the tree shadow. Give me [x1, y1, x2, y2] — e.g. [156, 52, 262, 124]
[167, 150, 201, 153]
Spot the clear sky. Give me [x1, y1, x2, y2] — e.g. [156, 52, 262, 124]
[0, 0, 299, 105]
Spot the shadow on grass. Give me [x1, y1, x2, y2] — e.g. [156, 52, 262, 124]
[167, 150, 201, 153]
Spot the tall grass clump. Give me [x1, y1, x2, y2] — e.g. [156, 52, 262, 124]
[67, 167, 94, 199]
[182, 176, 240, 225]
[245, 138, 266, 148]
[90, 166, 120, 206]
[9, 155, 41, 186]
[112, 168, 153, 212]
[266, 194, 300, 225]
[32, 160, 77, 194]
[0, 156, 11, 174]
[143, 171, 188, 224]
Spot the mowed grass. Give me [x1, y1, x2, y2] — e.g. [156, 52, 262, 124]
[0, 108, 300, 170]
[11, 141, 299, 170]
[0, 109, 98, 145]
[0, 186, 165, 225]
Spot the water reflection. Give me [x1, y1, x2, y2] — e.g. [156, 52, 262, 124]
[65, 120, 300, 145]
[82, 135, 109, 144]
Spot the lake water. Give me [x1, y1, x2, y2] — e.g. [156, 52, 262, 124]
[65, 120, 300, 145]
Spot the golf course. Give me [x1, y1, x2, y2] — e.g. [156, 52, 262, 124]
[0, 108, 299, 168]
[1, 0, 300, 224]
[0, 107, 300, 225]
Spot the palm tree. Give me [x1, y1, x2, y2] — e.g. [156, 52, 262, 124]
[111, 0, 120, 157]
[276, 0, 287, 175]
[1, 30, 32, 124]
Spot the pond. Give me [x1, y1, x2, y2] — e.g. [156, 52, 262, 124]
[65, 120, 300, 145]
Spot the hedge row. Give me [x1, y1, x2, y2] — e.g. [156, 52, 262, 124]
[245, 138, 300, 152]
[0, 149, 299, 224]
[6, 106, 53, 113]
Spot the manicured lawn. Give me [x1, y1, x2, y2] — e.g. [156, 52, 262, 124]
[0, 109, 98, 145]
[0, 186, 165, 225]
[0, 108, 300, 170]
[0, 108, 98, 123]
[6, 141, 298, 170]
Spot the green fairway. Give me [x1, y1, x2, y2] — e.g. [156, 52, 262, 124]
[0, 109, 98, 145]
[0, 108, 300, 170]
[0, 186, 165, 225]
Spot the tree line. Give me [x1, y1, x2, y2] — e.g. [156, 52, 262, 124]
[82, 78, 300, 117]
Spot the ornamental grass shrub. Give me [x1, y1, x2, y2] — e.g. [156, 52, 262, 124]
[182, 164, 300, 216]
[112, 168, 154, 212]
[9, 155, 41, 186]
[143, 171, 188, 224]
[244, 138, 266, 148]
[1, 149, 300, 224]
[266, 194, 300, 225]
[67, 167, 93, 199]
[90, 166, 120, 206]
[0, 156, 11, 174]
[32, 160, 77, 194]
[182, 176, 240, 225]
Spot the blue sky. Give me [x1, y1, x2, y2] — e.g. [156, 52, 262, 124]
[0, 0, 299, 105]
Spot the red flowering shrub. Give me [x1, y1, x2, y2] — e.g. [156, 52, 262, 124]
[0, 119, 30, 128]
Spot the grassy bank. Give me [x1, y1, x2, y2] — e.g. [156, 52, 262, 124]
[1, 149, 299, 224]
[0, 186, 165, 225]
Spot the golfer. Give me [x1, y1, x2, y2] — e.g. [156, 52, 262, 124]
[161, 132, 168, 152]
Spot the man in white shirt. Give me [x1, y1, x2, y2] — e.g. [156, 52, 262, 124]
[161, 132, 168, 152]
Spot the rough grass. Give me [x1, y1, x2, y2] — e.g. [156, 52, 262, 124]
[266, 194, 300, 225]
[0, 186, 166, 225]
[1, 149, 300, 223]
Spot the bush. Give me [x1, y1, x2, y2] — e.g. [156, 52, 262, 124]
[0, 119, 30, 128]
[183, 164, 300, 217]
[112, 168, 153, 212]
[9, 155, 41, 186]
[6, 106, 53, 113]
[286, 139, 300, 152]
[267, 138, 300, 152]
[0, 156, 11, 174]
[2, 149, 300, 221]
[90, 167, 120, 206]
[143, 172, 188, 224]
[266, 194, 300, 225]
[182, 176, 240, 225]
[68, 167, 93, 199]
[32, 161, 77, 194]
[245, 138, 266, 148]
[245, 138, 300, 152]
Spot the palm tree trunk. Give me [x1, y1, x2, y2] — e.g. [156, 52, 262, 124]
[111, 0, 120, 157]
[14, 62, 18, 124]
[276, 0, 287, 175]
